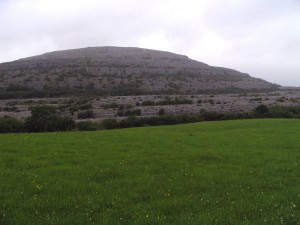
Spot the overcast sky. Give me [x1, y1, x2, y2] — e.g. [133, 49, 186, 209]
[1, 0, 299, 86]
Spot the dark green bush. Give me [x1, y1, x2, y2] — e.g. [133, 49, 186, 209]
[25, 105, 75, 132]
[142, 101, 155, 106]
[56, 117, 76, 131]
[102, 103, 119, 109]
[269, 106, 300, 118]
[158, 108, 165, 116]
[117, 109, 141, 117]
[0, 117, 25, 133]
[255, 105, 270, 117]
[141, 98, 193, 106]
[77, 110, 94, 119]
[208, 99, 214, 105]
[101, 119, 120, 129]
[157, 98, 193, 105]
[76, 121, 100, 131]
[25, 106, 58, 132]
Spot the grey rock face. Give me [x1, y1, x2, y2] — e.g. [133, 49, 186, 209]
[0, 46, 278, 94]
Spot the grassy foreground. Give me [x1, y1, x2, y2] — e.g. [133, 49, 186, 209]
[0, 119, 300, 225]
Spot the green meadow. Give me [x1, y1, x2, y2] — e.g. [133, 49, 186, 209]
[0, 119, 300, 225]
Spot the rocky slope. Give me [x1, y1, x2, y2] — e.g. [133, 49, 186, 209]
[0, 46, 279, 97]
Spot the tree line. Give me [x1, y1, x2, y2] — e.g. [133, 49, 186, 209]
[0, 104, 300, 133]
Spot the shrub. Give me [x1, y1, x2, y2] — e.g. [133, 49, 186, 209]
[117, 109, 141, 117]
[158, 108, 165, 116]
[102, 102, 119, 109]
[3, 106, 19, 112]
[157, 98, 193, 105]
[142, 100, 155, 106]
[25, 106, 59, 132]
[76, 121, 100, 131]
[255, 105, 270, 117]
[56, 117, 76, 131]
[269, 106, 300, 118]
[119, 116, 140, 128]
[0, 117, 25, 133]
[101, 119, 120, 129]
[69, 103, 93, 113]
[208, 99, 214, 105]
[25, 105, 75, 132]
[142, 99, 193, 106]
[77, 110, 94, 119]
[276, 97, 285, 102]
[79, 104, 93, 110]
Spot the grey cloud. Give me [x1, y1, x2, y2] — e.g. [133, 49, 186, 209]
[0, 0, 299, 86]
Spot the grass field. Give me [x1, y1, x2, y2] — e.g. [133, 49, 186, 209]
[0, 119, 300, 225]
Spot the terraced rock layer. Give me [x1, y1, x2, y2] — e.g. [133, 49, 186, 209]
[0, 46, 278, 96]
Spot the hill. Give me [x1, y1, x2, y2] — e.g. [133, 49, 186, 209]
[0, 119, 299, 224]
[0, 47, 278, 97]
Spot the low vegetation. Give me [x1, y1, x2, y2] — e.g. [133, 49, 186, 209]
[141, 97, 193, 106]
[0, 117, 25, 133]
[0, 105, 300, 133]
[117, 109, 141, 117]
[77, 110, 94, 119]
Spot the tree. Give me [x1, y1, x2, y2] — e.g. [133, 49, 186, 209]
[25, 106, 75, 132]
[255, 105, 270, 117]
[158, 108, 165, 116]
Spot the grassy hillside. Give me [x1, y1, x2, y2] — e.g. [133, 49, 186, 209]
[0, 119, 300, 225]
